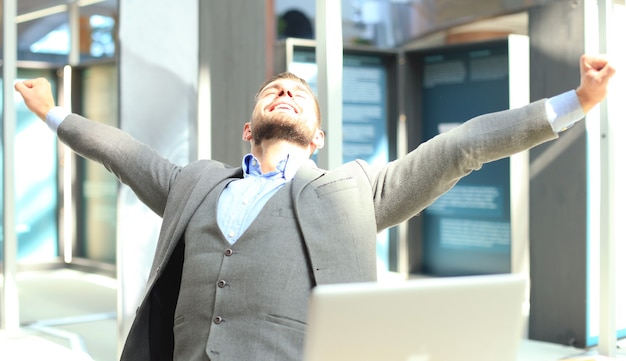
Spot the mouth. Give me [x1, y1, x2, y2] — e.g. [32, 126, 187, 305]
[269, 102, 299, 115]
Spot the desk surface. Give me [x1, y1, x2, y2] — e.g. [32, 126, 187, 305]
[519, 340, 626, 361]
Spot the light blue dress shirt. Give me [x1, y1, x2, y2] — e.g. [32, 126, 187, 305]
[45, 90, 585, 244]
[216, 154, 303, 244]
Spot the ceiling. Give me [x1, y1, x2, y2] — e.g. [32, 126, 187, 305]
[11, 0, 562, 57]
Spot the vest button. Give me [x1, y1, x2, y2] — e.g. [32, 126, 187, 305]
[213, 316, 223, 324]
[224, 248, 233, 256]
[217, 280, 227, 288]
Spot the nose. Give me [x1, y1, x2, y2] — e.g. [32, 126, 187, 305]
[277, 88, 293, 98]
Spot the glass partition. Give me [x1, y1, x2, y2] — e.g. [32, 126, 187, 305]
[9, 0, 119, 268]
[1, 69, 58, 263]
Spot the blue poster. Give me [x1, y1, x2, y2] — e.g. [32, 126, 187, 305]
[419, 41, 512, 276]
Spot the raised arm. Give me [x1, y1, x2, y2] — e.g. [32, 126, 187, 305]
[14, 77, 56, 121]
[14, 77, 179, 217]
[371, 54, 615, 231]
[575, 54, 616, 113]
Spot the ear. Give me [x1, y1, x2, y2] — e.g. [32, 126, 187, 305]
[242, 122, 253, 141]
[311, 128, 325, 150]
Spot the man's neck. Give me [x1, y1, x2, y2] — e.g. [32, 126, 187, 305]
[251, 139, 311, 174]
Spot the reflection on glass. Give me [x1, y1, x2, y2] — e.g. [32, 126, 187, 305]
[17, 1, 117, 63]
[25, 15, 116, 61]
[89, 15, 116, 58]
[29, 23, 70, 55]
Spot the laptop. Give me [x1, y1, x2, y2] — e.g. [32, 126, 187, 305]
[303, 273, 527, 361]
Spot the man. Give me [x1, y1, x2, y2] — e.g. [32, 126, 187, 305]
[15, 54, 614, 361]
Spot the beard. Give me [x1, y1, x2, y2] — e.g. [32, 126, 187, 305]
[251, 111, 316, 147]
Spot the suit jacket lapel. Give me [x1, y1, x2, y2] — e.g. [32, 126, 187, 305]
[291, 163, 325, 202]
[290, 164, 327, 285]
[169, 166, 243, 239]
[150, 166, 243, 284]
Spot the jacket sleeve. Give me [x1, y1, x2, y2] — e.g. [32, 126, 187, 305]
[367, 99, 559, 231]
[57, 114, 181, 217]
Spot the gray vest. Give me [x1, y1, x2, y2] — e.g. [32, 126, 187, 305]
[173, 179, 314, 361]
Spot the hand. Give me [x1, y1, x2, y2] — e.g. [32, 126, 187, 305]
[576, 54, 616, 113]
[14, 78, 57, 122]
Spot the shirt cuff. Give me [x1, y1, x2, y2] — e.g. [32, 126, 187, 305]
[545, 89, 586, 133]
[46, 106, 71, 132]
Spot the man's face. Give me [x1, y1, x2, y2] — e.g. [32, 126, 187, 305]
[249, 78, 321, 147]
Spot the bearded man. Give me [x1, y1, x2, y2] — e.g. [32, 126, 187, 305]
[15, 55, 615, 361]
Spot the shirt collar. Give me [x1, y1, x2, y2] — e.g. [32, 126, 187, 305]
[242, 153, 301, 181]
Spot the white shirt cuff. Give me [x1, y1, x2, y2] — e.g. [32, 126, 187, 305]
[46, 106, 71, 132]
[545, 89, 585, 133]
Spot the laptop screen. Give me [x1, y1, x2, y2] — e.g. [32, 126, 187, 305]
[303, 273, 527, 361]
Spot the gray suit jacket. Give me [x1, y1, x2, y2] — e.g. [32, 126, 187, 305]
[57, 99, 557, 360]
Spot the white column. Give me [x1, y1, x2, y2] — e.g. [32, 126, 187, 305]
[2, 0, 20, 333]
[596, 0, 617, 356]
[117, 0, 198, 356]
[315, 0, 343, 170]
[585, 0, 618, 356]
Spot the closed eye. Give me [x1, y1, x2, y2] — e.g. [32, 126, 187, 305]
[261, 90, 277, 98]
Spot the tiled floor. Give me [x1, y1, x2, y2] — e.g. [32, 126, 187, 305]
[1, 269, 117, 361]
